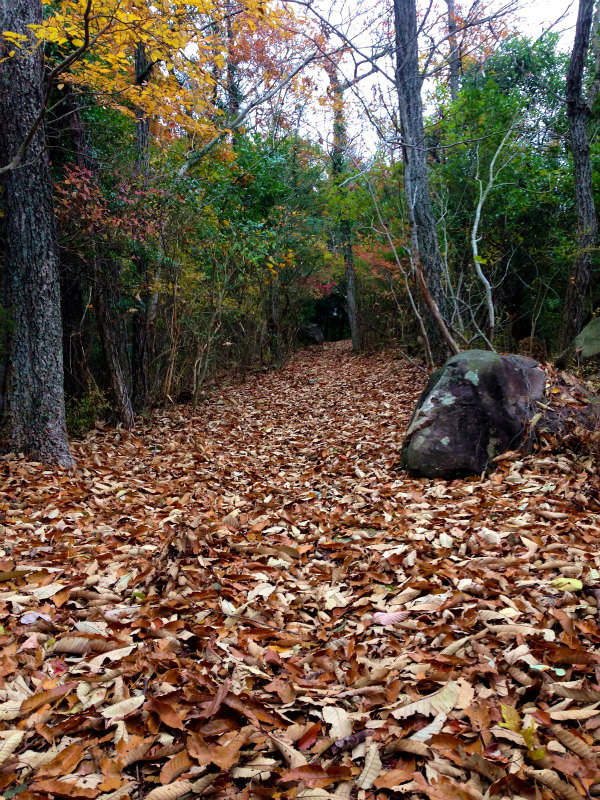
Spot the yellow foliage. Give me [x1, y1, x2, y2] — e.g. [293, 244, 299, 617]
[20, 0, 316, 152]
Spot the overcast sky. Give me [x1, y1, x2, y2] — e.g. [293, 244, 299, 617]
[518, 0, 576, 45]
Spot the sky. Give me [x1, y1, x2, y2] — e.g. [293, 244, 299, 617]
[296, 0, 582, 153]
[518, 0, 576, 45]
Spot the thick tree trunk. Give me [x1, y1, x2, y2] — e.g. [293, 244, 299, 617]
[326, 62, 361, 352]
[394, 0, 454, 362]
[0, 0, 74, 467]
[558, 0, 598, 350]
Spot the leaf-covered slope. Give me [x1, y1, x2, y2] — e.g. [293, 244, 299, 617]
[1, 342, 600, 799]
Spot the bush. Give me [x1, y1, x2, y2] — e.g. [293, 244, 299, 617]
[66, 388, 109, 437]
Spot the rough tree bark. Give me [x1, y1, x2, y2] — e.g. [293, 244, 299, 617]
[558, 0, 598, 350]
[393, 0, 455, 362]
[325, 61, 361, 352]
[0, 0, 74, 467]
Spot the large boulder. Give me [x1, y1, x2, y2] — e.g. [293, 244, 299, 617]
[556, 318, 600, 369]
[401, 350, 546, 478]
[297, 323, 325, 346]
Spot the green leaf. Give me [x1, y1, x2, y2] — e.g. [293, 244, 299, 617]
[529, 748, 547, 762]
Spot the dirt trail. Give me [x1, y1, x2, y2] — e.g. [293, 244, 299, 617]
[1, 343, 600, 799]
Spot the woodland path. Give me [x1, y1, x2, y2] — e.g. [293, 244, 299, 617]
[2, 343, 600, 799]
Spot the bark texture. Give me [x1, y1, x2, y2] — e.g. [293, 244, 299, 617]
[0, 0, 74, 466]
[394, 0, 452, 362]
[558, 0, 598, 350]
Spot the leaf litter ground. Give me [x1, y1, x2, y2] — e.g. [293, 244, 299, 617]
[1, 342, 600, 800]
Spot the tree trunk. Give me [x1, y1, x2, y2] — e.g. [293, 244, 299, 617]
[341, 220, 360, 352]
[131, 43, 152, 411]
[0, 0, 74, 467]
[558, 0, 598, 350]
[61, 269, 92, 400]
[326, 62, 361, 352]
[394, 0, 454, 363]
[226, 0, 242, 119]
[60, 90, 94, 399]
[59, 89, 135, 427]
[446, 0, 460, 101]
[93, 257, 135, 429]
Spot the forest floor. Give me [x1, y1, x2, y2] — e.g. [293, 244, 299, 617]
[2, 342, 600, 800]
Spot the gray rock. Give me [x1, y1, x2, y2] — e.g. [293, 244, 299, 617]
[297, 323, 325, 346]
[575, 318, 600, 358]
[401, 350, 546, 478]
[555, 318, 600, 369]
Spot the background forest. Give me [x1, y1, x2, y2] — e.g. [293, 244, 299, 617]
[0, 0, 598, 463]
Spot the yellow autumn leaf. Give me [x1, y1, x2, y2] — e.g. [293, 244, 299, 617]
[550, 577, 583, 592]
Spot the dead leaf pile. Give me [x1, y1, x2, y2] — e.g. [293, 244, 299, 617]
[1, 341, 600, 799]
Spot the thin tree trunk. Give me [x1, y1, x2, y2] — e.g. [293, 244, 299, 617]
[0, 0, 74, 466]
[446, 0, 460, 101]
[163, 278, 179, 404]
[226, 0, 242, 119]
[61, 90, 134, 427]
[326, 61, 361, 352]
[558, 0, 598, 349]
[341, 220, 360, 351]
[131, 43, 152, 411]
[60, 90, 94, 399]
[394, 0, 454, 362]
[93, 258, 135, 429]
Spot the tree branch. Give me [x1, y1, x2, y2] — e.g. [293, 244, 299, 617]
[0, 0, 100, 175]
[178, 48, 330, 178]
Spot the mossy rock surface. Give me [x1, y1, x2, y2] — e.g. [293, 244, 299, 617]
[401, 350, 546, 478]
[575, 318, 600, 358]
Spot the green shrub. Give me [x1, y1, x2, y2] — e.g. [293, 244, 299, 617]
[66, 389, 109, 437]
